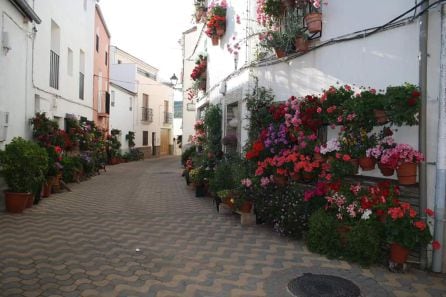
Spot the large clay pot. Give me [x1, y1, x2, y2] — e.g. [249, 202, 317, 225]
[359, 157, 376, 171]
[397, 162, 417, 185]
[305, 13, 322, 33]
[389, 243, 410, 264]
[4, 191, 32, 213]
[25, 195, 34, 208]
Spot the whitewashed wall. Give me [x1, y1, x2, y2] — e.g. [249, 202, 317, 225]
[0, 1, 35, 148]
[109, 84, 136, 152]
[33, 0, 95, 121]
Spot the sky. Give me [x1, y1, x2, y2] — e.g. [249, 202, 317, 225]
[99, 0, 195, 83]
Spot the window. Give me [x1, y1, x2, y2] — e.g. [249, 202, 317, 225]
[111, 90, 115, 107]
[143, 94, 149, 108]
[67, 48, 73, 76]
[129, 97, 132, 111]
[105, 52, 108, 65]
[117, 60, 122, 64]
[79, 50, 85, 99]
[174, 101, 183, 118]
[142, 131, 149, 146]
[95, 35, 99, 52]
[49, 20, 60, 89]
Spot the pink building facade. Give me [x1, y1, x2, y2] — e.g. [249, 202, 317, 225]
[93, 4, 111, 132]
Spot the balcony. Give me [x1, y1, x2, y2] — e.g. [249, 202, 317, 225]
[141, 107, 153, 123]
[164, 112, 173, 124]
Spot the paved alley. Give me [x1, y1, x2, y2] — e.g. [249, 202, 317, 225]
[1, 157, 446, 297]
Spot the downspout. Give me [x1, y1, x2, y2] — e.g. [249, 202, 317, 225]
[418, 0, 429, 269]
[433, 3, 446, 273]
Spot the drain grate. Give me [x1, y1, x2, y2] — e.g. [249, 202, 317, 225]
[288, 273, 361, 297]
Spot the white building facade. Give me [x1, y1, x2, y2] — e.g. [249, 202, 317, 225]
[182, 0, 445, 271]
[110, 46, 174, 158]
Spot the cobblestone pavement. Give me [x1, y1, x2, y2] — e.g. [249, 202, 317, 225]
[1, 157, 445, 297]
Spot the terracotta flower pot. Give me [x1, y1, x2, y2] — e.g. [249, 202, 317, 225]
[216, 28, 225, 37]
[41, 180, 52, 198]
[305, 13, 322, 33]
[211, 35, 219, 46]
[25, 195, 34, 208]
[390, 243, 410, 264]
[274, 48, 286, 59]
[239, 201, 253, 213]
[4, 191, 32, 213]
[359, 157, 376, 171]
[374, 109, 389, 125]
[302, 172, 316, 182]
[397, 162, 417, 185]
[273, 175, 288, 187]
[378, 163, 394, 176]
[295, 36, 308, 52]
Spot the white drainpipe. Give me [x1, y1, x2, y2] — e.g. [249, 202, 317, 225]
[433, 3, 446, 274]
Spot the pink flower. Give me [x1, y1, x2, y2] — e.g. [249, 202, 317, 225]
[432, 240, 441, 250]
[316, 107, 322, 113]
[342, 154, 351, 161]
[425, 208, 435, 217]
[241, 178, 252, 188]
[260, 176, 271, 187]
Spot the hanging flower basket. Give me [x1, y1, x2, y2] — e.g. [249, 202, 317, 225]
[216, 28, 225, 37]
[305, 12, 322, 33]
[397, 162, 417, 185]
[389, 243, 410, 264]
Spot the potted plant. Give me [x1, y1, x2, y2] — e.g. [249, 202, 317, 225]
[283, 8, 308, 52]
[194, 0, 206, 23]
[380, 143, 424, 185]
[233, 178, 254, 213]
[384, 83, 421, 126]
[259, 30, 294, 58]
[385, 202, 440, 264]
[205, 0, 227, 43]
[0, 137, 48, 213]
[304, 0, 322, 33]
[366, 134, 397, 176]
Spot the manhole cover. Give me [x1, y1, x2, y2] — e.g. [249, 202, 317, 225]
[288, 273, 361, 297]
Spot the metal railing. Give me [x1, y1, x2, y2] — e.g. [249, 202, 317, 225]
[141, 107, 153, 122]
[50, 50, 59, 89]
[164, 112, 173, 124]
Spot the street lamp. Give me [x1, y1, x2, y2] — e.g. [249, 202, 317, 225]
[170, 73, 178, 86]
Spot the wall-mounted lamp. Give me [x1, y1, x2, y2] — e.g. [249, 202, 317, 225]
[170, 73, 178, 86]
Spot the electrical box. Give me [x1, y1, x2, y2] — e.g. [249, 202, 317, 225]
[0, 111, 9, 141]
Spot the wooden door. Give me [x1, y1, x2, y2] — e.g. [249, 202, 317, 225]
[160, 129, 169, 155]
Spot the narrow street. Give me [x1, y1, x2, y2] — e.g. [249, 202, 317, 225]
[0, 157, 445, 297]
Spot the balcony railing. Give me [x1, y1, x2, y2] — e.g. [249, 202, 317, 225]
[164, 112, 173, 124]
[141, 107, 153, 122]
[50, 50, 59, 89]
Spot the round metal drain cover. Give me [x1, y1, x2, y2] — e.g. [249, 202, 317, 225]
[288, 273, 361, 297]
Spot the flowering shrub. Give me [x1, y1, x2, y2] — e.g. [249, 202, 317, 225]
[192, 120, 206, 146]
[205, 0, 227, 38]
[320, 138, 340, 156]
[380, 143, 424, 169]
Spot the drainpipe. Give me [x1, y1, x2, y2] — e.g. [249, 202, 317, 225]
[433, 3, 446, 273]
[418, 0, 429, 269]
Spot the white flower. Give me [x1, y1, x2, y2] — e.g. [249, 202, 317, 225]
[361, 209, 372, 220]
